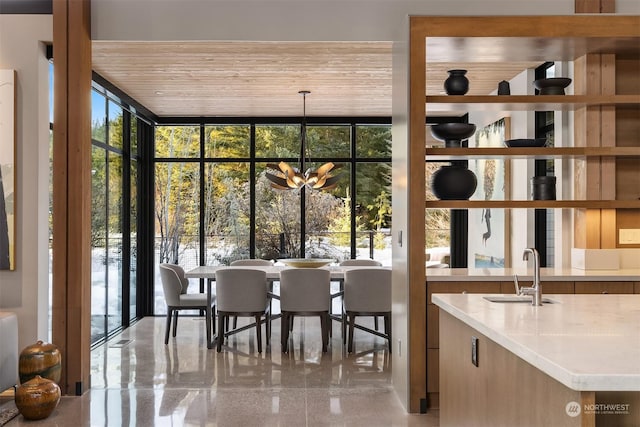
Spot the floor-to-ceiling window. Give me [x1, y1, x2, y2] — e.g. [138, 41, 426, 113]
[354, 124, 392, 260]
[204, 124, 251, 264]
[90, 83, 144, 344]
[153, 119, 391, 315]
[129, 116, 139, 321]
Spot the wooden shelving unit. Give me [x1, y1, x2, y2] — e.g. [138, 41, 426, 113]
[402, 15, 640, 414]
[420, 18, 640, 211]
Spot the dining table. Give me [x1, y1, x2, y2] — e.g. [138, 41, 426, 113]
[185, 264, 390, 349]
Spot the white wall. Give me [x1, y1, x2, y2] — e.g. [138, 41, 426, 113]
[0, 15, 53, 351]
[91, 0, 640, 43]
[391, 16, 409, 407]
[91, 0, 640, 42]
[92, 0, 578, 42]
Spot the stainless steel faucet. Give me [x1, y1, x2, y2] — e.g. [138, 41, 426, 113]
[514, 248, 542, 306]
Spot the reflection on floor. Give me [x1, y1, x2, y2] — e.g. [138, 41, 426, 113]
[5, 316, 438, 426]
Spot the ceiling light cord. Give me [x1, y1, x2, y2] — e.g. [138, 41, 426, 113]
[300, 90, 309, 175]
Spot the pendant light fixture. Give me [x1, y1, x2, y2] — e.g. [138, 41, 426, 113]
[265, 91, 342, 191]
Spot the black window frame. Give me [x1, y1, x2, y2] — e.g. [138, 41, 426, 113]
[152, 117, 392, 268]
[534, 62, 556, 267]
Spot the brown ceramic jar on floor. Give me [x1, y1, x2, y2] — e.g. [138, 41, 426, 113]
[15, 375, 61, 420]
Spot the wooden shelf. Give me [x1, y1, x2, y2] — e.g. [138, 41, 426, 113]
[425, 200, 640, 209]
[425, 95, 639, 112]
[425, 147, 640, 160]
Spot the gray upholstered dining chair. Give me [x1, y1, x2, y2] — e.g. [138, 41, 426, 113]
[342, 268, 392, 353]
[339, 258, 384, 329]
[214, 267, 271, 353]
[228, 259, 274, 329]
[279, 268, 331, 353]
[339, 259, 382, 267]
[159, 263, 216, 345]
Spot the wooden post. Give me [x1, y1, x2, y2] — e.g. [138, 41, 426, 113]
[408, 18, 428, 413]
[573, 0, 618, 250]
[52, 0, 92, 395]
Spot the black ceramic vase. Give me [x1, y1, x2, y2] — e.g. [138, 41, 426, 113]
[498, 80, 511, 95]
[444, 69, 469, 95]
[531, 176, 556, 200]
[431, 165, 478, 200]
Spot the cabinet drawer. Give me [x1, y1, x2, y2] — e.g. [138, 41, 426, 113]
[575, 281, 634, 294]
[636, 282, 640, 294]
[500, 280, 574, 294]
[427, 281, 501, 304]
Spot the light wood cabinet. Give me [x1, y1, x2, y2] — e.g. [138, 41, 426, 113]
[427, 281, 502, 345]
[426, 281, 501, 407]
[427, 281, 501, 304]
[499, 280, 574, 294]
[574, 281, 635, 294]
[439, 310, 640, 426]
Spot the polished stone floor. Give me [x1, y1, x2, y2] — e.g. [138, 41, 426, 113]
[4, 315, 438, 426]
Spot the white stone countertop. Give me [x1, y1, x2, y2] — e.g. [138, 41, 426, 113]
[426, 268, 640, 281]
[432, 293, 640, 391]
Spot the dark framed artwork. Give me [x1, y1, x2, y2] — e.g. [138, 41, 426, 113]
[468, 117, 511, 268]
[0, 69, 15, 270]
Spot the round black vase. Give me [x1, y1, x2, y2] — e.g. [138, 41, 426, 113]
[431, 165, 478, 200]
[444, 69, 469, 95]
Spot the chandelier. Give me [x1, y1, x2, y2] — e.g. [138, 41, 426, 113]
[265, 91, 342, 191]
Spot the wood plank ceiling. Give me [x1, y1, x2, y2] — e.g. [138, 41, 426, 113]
[92, 41, 541, 118]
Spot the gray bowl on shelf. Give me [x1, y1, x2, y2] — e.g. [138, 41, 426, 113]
[504, 138, 547, 148]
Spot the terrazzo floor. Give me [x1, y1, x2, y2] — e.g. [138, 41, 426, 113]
[4, 315, 439, 426]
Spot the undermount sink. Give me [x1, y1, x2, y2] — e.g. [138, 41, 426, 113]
[483, 296, 558, 304]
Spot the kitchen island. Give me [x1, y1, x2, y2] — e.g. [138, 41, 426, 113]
[432, 293, 640, 427]
[424, 268, 640, 409]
